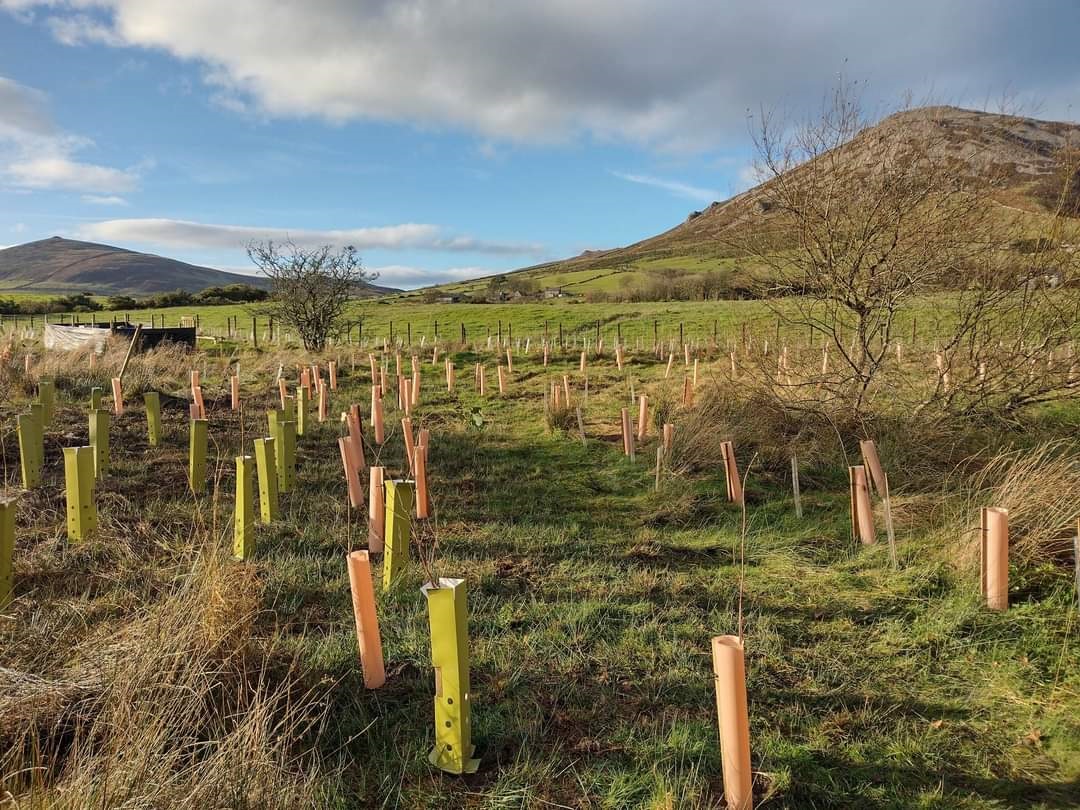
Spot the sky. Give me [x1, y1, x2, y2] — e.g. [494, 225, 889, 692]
[1, 1, 1079, 290]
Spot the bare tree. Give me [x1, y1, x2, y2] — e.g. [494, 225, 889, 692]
[732, 81, 1080, 420]
[247, 240, 377, 352]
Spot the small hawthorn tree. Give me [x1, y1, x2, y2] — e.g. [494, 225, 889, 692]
[247, 240, 377, 352]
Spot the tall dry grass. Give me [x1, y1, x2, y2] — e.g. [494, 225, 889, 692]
[2, 543, 331, 808]
[963, 440, 1080, 568]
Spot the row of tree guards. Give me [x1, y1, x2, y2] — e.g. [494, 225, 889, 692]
[0, 337, 1050, 806]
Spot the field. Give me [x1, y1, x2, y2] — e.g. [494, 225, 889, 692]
[1, 305, 1078, 809]
[16, 297, 968, 355]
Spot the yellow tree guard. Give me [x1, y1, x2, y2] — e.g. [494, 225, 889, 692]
[424, 577, 480, 775]
[296, 386, 308, 436]
[17, 412, 42, 490]
[89, 409, 109, 478]
[144, 392, 161, 447]
[189, 418, 209, 494]
[63, 446, 97, 541]
[38, 380, 55, 426]
[0, 496, 16, 609]
[234, 455, 255, 560]
[383, 479, 414, 589]
[254, 437, 279, 523]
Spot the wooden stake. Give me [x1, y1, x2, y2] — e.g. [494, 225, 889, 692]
[372, 385, 385, 444]
[791, 454, 803, 519]
[402, 417, 416, 473]
[368, 466, 385, 552]
[848, 465, 876, 545]
[720, 441, 743, 505]
[981, 507, 1009, 611]
[415, 442, 430, 519]
[111, 377, 124, 415]
[0, 497, 14, 609]
[860, 440, 896, 566]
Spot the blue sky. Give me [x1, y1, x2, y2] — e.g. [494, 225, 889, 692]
[1, 1, 1078, 289]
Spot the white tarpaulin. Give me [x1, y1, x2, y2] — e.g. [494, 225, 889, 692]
[43, 323, 110, 352]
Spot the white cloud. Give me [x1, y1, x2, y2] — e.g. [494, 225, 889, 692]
[9, 156, 138, 192]
[369, 264, 493, 288]
[0, 75, 52, 137]
[6, 2, 1079, 150]
[0, 73, 144, 193]
[75, 217, 544, 255]
[82, 193, 128, 205]
[611, 171, 718, 203]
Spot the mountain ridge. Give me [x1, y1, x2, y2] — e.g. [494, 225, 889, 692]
[0, 236, 398, 296]
[431, 105, 1080, 297]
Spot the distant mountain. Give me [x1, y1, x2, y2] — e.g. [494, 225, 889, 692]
[0, 237, 397, 296]
[433, 106, 1080, 297]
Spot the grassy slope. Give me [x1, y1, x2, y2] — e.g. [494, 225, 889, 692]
[1, 325, 1078, 807]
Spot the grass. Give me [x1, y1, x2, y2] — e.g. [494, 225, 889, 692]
[10, 295, 975, 357]
[0, 328, 1078, 808]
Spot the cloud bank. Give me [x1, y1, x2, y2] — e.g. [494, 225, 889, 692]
[0, 73, 142, 193]
[4, 1, 1078, 150]
[75, 217, 545, 256]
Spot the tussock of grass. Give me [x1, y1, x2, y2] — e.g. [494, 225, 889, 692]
[965, 440, 1080, 567]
